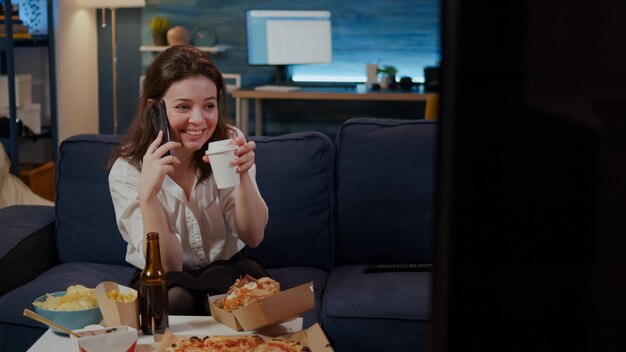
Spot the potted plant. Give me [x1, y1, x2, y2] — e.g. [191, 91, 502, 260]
[149, 17, 170, 46]
[377, 65, 399, 89]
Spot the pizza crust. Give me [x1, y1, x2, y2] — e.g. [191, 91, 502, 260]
[164, 334, 306, 352]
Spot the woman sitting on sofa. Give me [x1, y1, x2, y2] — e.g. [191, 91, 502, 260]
[108, 45, 268, 315]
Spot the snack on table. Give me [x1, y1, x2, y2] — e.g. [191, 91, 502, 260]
[105, 288, 137, 303]
[32, 284, 98, 311]
[217, 275, 280, 312]
[165, 334, 308, 352]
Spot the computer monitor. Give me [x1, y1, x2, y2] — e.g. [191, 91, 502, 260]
[246, 10, 332, 84]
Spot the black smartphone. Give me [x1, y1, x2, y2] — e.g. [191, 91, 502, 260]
[152, 99, 173, 157]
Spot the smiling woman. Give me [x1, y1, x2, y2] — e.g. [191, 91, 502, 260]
[106, 45, 270, 316]
[159, 75, 219, 156]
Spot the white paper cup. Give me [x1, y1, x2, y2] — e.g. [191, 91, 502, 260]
[206, 139, 239, 189]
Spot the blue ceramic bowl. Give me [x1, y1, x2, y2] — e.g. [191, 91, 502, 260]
[32, 291, 102, 334]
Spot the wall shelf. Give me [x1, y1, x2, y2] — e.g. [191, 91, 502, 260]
[139, 44, 230, 54]
[1, 0, 57, 176]
[0, 35, 48, 47]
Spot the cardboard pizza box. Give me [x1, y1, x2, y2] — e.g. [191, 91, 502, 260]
[96, 281, 139, 330]
[281, 323, 334, 352]
[148, 323, 333, 352]
[208, 282, 314, 331]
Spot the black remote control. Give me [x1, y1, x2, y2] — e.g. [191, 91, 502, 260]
[363, 263, 433, 273]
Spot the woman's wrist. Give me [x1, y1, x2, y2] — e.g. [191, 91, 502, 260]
[138, 188, 158, 206]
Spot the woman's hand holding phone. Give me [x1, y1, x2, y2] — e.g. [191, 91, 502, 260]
[139, 131, 180, 202]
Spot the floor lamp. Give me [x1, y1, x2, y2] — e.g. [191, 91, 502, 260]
[81, 0, 146, 134]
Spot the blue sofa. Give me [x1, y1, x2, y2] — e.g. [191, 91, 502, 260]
[0, 118, 437, 351]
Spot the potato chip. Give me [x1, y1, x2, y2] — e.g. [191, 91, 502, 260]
[105, 289, 137, 303]
[33, 284, 98, 311]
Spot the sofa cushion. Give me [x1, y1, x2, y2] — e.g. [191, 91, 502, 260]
[0, 205, 56, 296]
[0, 262, 135, 329]
[321, 264, 431, 351]
[322, 313, 429, 352]
[335, 118, 437, 264]
[56, 134, 127, 265]
[0, 206, 54, 260]
[323, 265, 431, 321]
[246, 132, 335, 270]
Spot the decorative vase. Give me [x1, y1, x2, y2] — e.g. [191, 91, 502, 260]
[152, 32, 167, 46]
[167, 26, 191, 46]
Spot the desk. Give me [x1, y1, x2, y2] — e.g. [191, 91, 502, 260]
[232, 86, 438, 136]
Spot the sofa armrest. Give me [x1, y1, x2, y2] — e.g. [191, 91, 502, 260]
[0, 205, 57, 296]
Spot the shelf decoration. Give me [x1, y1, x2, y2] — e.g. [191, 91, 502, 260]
[191, 25, 216, 47]
[167, 25, 190, 46]
[149, 16, 169, 46]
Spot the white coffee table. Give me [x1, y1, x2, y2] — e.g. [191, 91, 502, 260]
[27, 315, 303, 351]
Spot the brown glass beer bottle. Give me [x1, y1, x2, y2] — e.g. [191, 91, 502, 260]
[139, 232, 169, 335]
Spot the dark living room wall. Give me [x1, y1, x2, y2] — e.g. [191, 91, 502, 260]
[98, 0, 440, 136]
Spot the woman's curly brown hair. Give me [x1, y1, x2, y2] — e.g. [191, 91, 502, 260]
[108, 45, 234, 183]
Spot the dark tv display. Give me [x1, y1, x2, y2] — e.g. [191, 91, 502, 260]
[432, 0, 626, 351]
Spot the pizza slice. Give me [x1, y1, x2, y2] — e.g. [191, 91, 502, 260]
[218, 275, 280, 312]
[164, 335, 209, 352]
[204, 335, 266, 351]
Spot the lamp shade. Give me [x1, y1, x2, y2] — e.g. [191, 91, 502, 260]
[79, 0, 146, 8]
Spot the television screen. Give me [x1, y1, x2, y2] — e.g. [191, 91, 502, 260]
[432, 0, 626, 350]
[246, 10, 332, 66]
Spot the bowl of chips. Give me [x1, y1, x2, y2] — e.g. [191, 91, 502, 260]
[32, 285, 102, 333]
